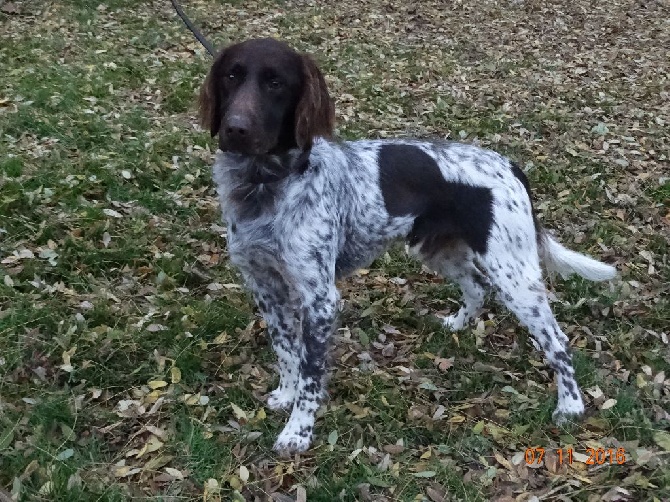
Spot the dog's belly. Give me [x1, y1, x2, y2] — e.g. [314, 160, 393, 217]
[335, 240, 388, 278]
[335, 214, 415, 279]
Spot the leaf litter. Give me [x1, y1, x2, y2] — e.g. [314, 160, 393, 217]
[0, 0, 669, 500]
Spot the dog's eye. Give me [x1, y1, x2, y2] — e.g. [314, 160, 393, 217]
[268, 78, 283, 90]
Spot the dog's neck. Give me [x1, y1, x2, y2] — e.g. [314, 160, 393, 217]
[216, 147, 313, 221]
[223, 148, 311, 185]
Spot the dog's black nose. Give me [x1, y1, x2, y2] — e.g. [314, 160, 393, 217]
[225, 115, 250, 141]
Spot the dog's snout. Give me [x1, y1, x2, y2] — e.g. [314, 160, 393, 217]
[221, 114, 258, 153]
[225, 115, 250, 140]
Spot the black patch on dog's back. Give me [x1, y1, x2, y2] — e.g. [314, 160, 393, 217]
[378, 144, 493, 255]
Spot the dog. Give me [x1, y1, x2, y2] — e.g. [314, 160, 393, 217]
[198, 38, 616, 455]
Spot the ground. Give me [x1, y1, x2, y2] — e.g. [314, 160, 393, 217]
[0, 0, 669, 501]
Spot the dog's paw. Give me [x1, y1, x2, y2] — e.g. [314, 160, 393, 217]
[273, 427, 312, 457]
[552, 397, 585, 425]
[267, 388, 295, 410]
[442, 313, 467, 331]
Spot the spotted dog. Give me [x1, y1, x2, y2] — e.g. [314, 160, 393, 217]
[198, 38, 616, 455]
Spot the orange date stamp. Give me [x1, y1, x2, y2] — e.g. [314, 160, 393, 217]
[524, 447, 627, 466]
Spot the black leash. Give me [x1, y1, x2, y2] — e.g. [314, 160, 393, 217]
[170, 0, 217, 57]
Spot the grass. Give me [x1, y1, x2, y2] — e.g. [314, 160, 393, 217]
[1, 0, 669, 500]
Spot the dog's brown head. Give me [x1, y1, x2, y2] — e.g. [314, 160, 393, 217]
[199, 38, 334, 155]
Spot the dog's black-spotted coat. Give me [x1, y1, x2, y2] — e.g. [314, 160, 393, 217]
[201, 38, 616, 454]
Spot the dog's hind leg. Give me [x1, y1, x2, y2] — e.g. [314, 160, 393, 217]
[418, 243, 488, 331]
[490, 262, 585, 423]
[441, 262, 488, 331]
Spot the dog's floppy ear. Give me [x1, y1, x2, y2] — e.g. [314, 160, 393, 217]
[294, 54, 335, 150]
[199, 50, 228, 137]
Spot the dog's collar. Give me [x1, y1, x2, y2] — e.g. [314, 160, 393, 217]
[247, 148, 311, 184]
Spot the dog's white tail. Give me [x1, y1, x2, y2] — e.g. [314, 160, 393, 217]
[540, 233, 616, 281]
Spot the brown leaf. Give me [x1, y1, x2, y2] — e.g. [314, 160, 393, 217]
[426, 482, 448, 502]
[0, 2, 20, 14]
[383, 444, 405, 455]
[435, 356, 454, 372]
[543, 450, 566, 475]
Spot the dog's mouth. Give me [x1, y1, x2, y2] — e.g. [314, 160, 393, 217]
[219, 136, 285, 157]
[219, 150, 289, 184]
[224, 150, 308, 185]
[219, 139, 264, 156]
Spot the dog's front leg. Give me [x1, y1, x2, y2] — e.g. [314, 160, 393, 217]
[273, 282, 338, 456]
[245, 271, 301, 410]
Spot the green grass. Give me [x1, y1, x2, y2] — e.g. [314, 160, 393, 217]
[1, 0, 669, 500]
